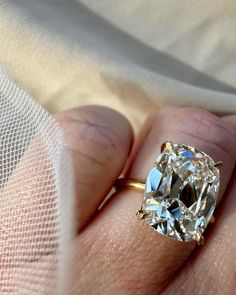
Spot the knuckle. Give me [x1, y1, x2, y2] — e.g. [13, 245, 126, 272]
[58, 109, 121, 167]
[167, 107, 236, 159]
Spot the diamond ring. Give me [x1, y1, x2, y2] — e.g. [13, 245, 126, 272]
[115, 141, 222, 245]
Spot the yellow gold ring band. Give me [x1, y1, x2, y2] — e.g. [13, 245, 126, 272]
[114, 178, 145, 191]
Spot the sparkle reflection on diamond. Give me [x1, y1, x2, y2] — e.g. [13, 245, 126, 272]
[143, 143, 220, 242]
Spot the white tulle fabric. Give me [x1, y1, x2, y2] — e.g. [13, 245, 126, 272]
[0, 69, 74, 294]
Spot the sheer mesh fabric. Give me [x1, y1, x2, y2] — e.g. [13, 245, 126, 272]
[0, 69, 74, 294]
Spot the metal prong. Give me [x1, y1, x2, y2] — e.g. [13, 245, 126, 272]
[161, 141, 173, 152]
[136, 209, 147, 220]
[210, 215, 215, 224]
[194, 233, 204, 246]
[214, 161, 223, 169]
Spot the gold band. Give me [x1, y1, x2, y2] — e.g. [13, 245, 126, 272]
[114, 178, 145, 191]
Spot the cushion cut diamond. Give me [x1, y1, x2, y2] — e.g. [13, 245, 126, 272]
[143, 143, 220, 242]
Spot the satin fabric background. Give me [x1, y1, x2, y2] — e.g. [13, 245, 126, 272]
[1, 0, 236, 131]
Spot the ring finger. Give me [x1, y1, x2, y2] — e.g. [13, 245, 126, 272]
[78, 106, 236, 294]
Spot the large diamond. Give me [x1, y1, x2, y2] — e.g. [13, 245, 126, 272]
[143, 143, 220, 242]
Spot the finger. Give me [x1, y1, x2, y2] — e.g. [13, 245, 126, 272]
[222, 114, 236, 129]
[55, 106, 133, 230]
[129, 107, 235, 201]
[77, 107, 236, 294]
[164, 115, 236, 294]
[164, 169, 236, 295]
[0, 106, 133, 291]
[0, 123, 65, 290]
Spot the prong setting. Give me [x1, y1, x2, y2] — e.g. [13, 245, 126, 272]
[214, 161, 223, 169]
[194, 233, 204, 246]
[210, 215, 215, 224]
[161, 141, 173, 152]
[136, 209, 147, 220]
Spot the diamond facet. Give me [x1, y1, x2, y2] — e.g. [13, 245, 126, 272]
[143, 143, 220, 242]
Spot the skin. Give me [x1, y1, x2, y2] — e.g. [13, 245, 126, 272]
[1, 106, 235, 294]
[55, 105, 236, 295]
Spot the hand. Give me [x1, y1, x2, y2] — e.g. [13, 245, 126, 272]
[2, 105, 235, 294]
[56, 105, 236, 294]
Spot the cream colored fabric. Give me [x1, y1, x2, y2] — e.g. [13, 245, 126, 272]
[0, 2, 236, 293]
[1, 0, 236, 131]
